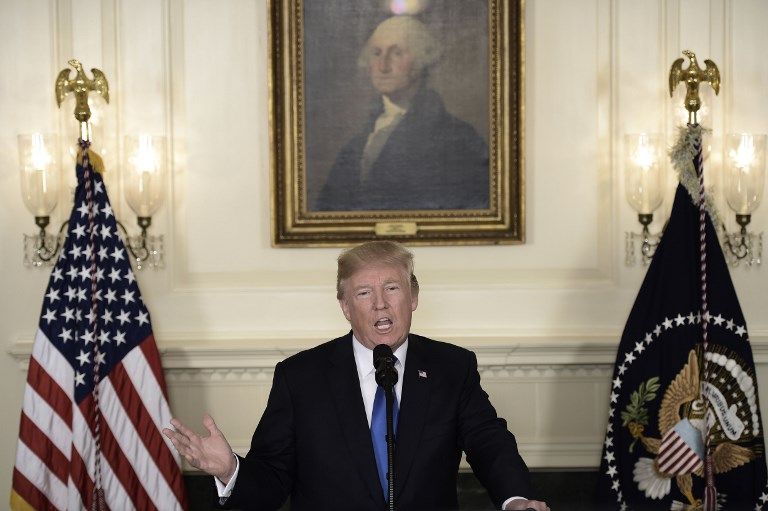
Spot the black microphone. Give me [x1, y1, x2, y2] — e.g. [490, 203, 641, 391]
[373, 344, 398, 389]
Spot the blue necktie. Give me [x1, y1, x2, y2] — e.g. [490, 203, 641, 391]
[371, 379, 399, 501]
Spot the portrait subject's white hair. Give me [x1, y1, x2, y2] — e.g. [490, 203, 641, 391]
[358, 16, 442, 72]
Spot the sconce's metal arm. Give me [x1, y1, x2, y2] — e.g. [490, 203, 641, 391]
[34, 217, 69, 262]
[115, 217, 151, 263]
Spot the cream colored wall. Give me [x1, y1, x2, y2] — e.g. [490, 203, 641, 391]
[2, 0, 768, 494]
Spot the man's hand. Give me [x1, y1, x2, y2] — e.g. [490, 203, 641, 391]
[163, 414, 237, 483]
[504, 499, 550, 511]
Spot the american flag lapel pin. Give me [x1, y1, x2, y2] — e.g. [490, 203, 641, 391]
[418, 370, 427, 378]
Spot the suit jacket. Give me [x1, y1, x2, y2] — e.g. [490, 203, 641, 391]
[222, 333, 530, 511]
[313, 88, 490, 212]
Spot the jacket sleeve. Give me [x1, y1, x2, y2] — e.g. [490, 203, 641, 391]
[458, 351, 531, 508]
[222, 361, 296, 510]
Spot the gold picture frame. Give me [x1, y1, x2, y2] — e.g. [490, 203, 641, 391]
[269, 0, 524, 246]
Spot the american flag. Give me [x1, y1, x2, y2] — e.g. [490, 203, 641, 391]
[10, 142, 187, 510]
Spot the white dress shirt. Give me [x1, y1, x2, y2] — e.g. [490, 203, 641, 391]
[216, 336, 523, 509]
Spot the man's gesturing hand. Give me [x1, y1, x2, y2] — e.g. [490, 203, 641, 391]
[163, 414, 237, 483]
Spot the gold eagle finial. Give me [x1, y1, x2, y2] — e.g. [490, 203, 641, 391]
[669, 50, 720, 124]
[55, 59, 110, 123]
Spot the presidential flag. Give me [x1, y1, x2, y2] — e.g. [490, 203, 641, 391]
[598, 125, 767, 510]
[11, 141, 187, 510]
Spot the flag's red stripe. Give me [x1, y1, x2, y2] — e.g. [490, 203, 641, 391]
[27, 356, 73, 427]
[139, 334, 169, 401]
[18, 412, 69, 484]
[11, 468, 58, 511]
[109, 362, 188, 507]
[79, 397, 159, 511]
[69, 445, 96, 510]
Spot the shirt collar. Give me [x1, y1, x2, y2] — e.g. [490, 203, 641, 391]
[352, 335, 408, 381]
[381, 95, 408, 118]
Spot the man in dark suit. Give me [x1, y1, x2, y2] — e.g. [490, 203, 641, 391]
[312, 15, 489, 212]
[164, 241, 548, 511]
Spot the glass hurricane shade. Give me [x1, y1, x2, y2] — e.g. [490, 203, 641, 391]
[725, 133, 766, 215]
[625, 133, 664, 215]
[18, 133, 59, 217]
[123, 134, 166, 217]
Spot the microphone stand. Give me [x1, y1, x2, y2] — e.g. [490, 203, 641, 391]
[384, 381, 395, 511]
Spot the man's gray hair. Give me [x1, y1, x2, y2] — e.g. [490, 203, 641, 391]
[358, 16, 442, 72]
[336, 240, 419, 299]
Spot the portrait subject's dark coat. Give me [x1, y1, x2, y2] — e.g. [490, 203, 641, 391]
[219, 333, 530, 511]
[313, 88, 490, 211]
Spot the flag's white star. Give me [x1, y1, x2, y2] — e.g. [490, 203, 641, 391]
[759, 492, 768, 503]
[612, 377, 622, 389]
[93, 289, 102, 302]
[72, 222, 86, 238]
[67, 266, 79, 280]
[122, 290, 135, 304]
[606, 423, 613, 433]
[604, 436, 613, 447]
[42, 308, 57, 324]
[75, 309, 83, 321]
[662, 317, 673, 329]
[713, 314, 725, 326]
[68, 244, 82, 259]
[606, 465, 617, 477]
[76, 350, 90, 366]
[726, 319, 735, 330]
[81, 330, 94, 345]
[644, 333, 653, 344]
[77, 288, 87, 302]
[736, 325, 747, 337]
[85, 309, 97, 323]
[95, 268, 104, 282]
[125, 269, 135, 285]
[111, 247, 125, 262]
[634, 341, 645, 354]
[99, 331, 111, 345]
[75, 371, 86, 386]
[45, 288, 60, 303]
[114, 331, 126, 346]
[105, 288, 117, 304]
[612, 480, 620, 491]
[95, 181, 103, 194]
[101, 203, 113, 218]
[64, 286, 77, 302]
[101, 310, 113, 324]
[674, 314, 685, 326]
[51, 267, 64, 282]
[620, 503, 627, 511]
[117, 310, 131, 325]
[618, 363, 627, 375]
[77, 202, 89, 217]
[101, 225, 113, 240]
[604, 450, 615, 462]
[98, 246, 109, 260]
[653, 325, 662, 336]
[687, 312, 697, 324]
[108, 268, 122, 283]
[703, 311, 711, 322]
[79, 266, 92, 281]
[95, 351, 106, 366]
[58, 328, 73, 343]
[610, 392, 618, 403]
[624, 352, 636, 364]
[83, 244, 93, 260]
[136, 310, 149, 326]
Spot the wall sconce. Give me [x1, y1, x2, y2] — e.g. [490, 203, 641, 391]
[19, 133, 67, 266]
[722, 133, 765, 266]
[118, 134, 167, 270]
[624, 133, 664, 265]
[19, 132, 167, 270]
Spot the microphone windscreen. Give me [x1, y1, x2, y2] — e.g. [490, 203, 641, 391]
[373, 344, 393, 369]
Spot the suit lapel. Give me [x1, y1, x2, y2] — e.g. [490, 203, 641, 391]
[394, 335, 431, 500]
[326, 334, 384, 506]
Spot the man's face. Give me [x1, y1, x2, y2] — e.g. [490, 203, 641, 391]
[367, 27, 420, 98]
[339, 264, 418, 351]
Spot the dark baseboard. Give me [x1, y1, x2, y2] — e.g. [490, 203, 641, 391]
[184, 469, 601, 510]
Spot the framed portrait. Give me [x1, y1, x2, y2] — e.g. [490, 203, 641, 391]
[269, 0, 524, 246]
